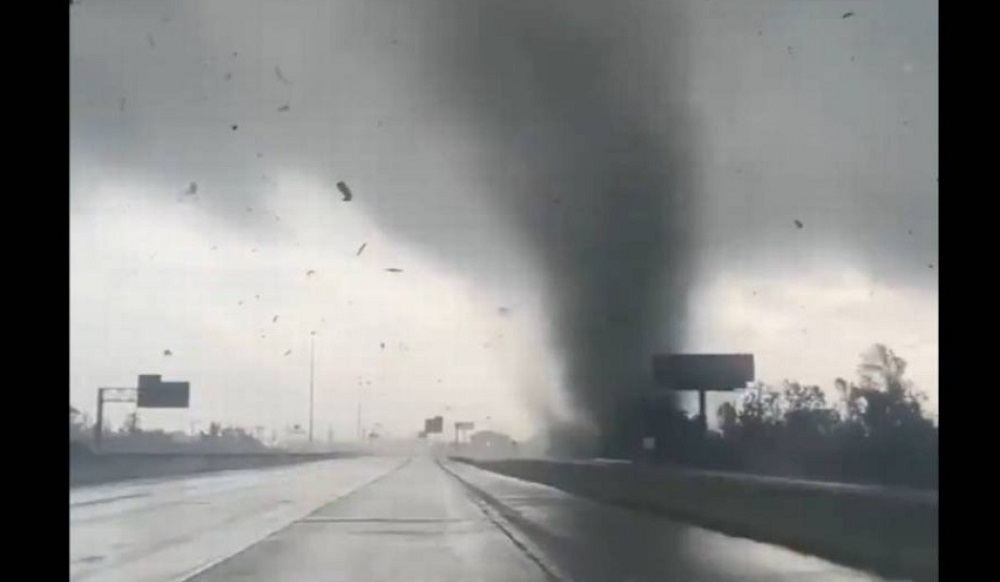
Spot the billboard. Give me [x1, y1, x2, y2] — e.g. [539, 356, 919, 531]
[137, 374, 190, 408]
[651, 354, 754, 392]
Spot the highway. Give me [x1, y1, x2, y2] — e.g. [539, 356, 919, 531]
[71, 456, 885, 582]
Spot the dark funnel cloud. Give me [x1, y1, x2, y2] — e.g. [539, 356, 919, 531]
[404, 0, 699, 448]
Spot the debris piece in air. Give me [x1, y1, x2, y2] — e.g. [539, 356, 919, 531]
[794, 219, 804, 229]
[928, 263, 934, 269]
[842, 12, 855, 19]
[908, 230, 913, 236]
[385, 268, 403, 273]
[380, 342, 385, 349]
[337, 181, 353, 201]
[277, 104, 290, 112]
[787, 46, 793, 56]
[251, 248, 258, 253]
[275, 66, 292, 85]
[163, 349, 172, 356]
[238, 300, 243, 306]
[185, 182, 198, 195]
[224, 72, 232, 81]
[118, 97, 126, 112]
[356, 242, 367, 256]
[255, 294, 260, 300]
[257, 152, 263, 158]
[306, 270, 316, 276]
[146, 33, 156, 48]
[498, 307, 510, 316]
[272, 315, 279, 323]
[284, 350, 291, 356]
[231, 124, 238, 131]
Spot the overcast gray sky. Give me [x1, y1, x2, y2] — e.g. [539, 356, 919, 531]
[71, 0, 937, 440]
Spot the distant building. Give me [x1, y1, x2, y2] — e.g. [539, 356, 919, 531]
[467, 430, 518, 458]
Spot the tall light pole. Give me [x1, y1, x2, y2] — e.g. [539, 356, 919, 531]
[309, 331, 316, 445]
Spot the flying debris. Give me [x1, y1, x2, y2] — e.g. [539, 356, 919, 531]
[163, 349, 172, 356]
[284, 350, 292, 356]
[385, 268, 403, 273]
[118, 97, 126, 112]
[794, 219, 804, 229]
[224, 72, 232, 81]
[185, 182, 198, 195]
[146, 33, 156, 48]
[231, 124, 239, 131]
[336, 181, 353, 201]
[277, 104, 290, 112]
[497, 307, 510, 316]
[842, 12, 855, 19]
[356, 242, 367, 256]
[306, 270, 316, 276]
[272, 315, 279, 323]
[238, 300, 244, 306]
[380, 342, 385, 349]
[275, 66, 292, 85]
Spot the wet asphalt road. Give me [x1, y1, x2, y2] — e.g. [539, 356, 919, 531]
[71, 455, 887, 582]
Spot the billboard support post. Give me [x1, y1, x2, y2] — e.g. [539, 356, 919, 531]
[698, 388, 707, 432]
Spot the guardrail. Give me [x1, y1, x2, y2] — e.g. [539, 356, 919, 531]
[452, 457, 937, 581]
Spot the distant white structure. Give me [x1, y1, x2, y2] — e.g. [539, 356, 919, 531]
[467, 430, 518, 458]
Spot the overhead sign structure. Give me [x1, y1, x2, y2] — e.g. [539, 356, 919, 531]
[95, 374, 191, 448]
[137, 374, 190, 408]
[453, 421, 475, 445]
[424, 416, 444, 434]
[651, 354, 754, 432]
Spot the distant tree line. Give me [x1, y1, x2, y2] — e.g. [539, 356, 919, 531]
[70, 411, 269, 454]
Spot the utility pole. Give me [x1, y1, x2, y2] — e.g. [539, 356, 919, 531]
[356, 383, 363, 442]
[309, 331, 316, 445]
